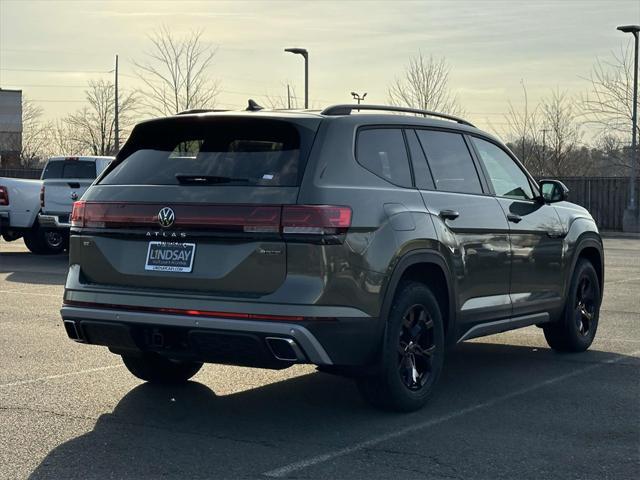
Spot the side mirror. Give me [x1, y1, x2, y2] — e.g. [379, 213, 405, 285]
[539, 179, 569, 203]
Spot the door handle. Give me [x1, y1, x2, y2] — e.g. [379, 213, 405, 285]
[439, 209, 460, 220]
[507, 213, 522, 223]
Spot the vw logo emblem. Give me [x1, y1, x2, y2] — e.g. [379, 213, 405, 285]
[70, 192, 78, 201]
[158, 207, 175, 228]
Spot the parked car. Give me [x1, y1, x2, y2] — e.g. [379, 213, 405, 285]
[0, 155, 112, 254]
[60, 104, 604, 411]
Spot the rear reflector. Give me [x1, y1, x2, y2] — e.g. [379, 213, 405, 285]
[62, 299, 337, 322]
[0, 186, 8, 206]
[70, 202, 351, 234]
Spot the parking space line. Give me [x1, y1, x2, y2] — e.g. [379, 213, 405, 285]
[263, 350, 640, 478]
[0, 365, 123, 389]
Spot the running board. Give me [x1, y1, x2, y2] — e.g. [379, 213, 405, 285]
[457, 312, 550, 343]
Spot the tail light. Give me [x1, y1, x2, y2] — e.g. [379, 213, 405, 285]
[39, 185, 45, 208]
[281, 205, 352, 234]
[70, 202, 352, 236]
[71, 200, 86, 227]
[0, 186, 8, 206]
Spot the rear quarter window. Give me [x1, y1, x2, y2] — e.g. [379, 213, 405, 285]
[100, 118, 317, 187]
[356, 128, 412, 188]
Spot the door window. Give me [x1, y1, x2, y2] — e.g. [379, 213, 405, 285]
[472, 137, 534, 200]
[416, 130, 483, 194]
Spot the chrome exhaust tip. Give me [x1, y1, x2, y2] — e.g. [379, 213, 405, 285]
[63, 320, 85, 342]
[265, 337, 305, 362]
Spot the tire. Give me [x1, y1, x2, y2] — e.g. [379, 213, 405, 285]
[23, 223, 65, 255]
[122, 353, 203, 384]
[543, 259, 601, 352]
[357, 281, 445, 412]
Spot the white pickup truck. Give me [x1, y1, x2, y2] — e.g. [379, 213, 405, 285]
[0, 156, 113, 254]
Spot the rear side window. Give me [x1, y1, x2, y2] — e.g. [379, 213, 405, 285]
[42, 161, 96, 180]
[101, 118, 316, 187]
[416, 130, 483, 194]
[356, 129, 412, 188]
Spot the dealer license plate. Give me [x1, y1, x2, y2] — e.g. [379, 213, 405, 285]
[145, 242, 196, 273]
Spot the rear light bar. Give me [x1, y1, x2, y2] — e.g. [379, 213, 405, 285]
[0, 186, 8, 206]
[63, 299, 337, 322]
[71, 202, 352, 234]
[40, 185, 45, 209]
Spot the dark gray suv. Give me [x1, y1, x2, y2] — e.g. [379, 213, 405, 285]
[61, 103, 604, 411]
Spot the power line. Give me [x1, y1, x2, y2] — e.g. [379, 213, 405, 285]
[0, 67, 112, 74]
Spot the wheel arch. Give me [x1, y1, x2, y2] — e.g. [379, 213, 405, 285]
[380, 250, 457, 345]
[567, 233, 604, 300]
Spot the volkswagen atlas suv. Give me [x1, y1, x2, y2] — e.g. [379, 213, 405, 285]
[61, 103, 604, 411]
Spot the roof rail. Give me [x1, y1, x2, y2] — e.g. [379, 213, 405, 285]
[176, 109, 230, 115]
[320, 104, 475, 127]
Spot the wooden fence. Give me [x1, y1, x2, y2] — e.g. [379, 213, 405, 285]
[557, 177, 639, 231]
[0, 168, 637, 230]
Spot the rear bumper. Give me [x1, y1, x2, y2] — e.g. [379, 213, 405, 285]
[61, 305, 382, 368]
[38, 213, 70, 229]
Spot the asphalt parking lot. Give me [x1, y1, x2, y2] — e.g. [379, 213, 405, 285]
[0, 237, 638, 479]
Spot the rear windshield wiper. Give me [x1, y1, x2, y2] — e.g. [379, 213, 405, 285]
[175, 174, 251, 184]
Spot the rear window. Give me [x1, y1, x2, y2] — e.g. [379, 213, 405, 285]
[42, 160, 96, 180]
[100, 117, 318, 187]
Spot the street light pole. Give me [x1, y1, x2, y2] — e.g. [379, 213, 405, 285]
[351, 91, 367, 105]
[114, 54, 119, 154]
[284, 48, 308, 109]
[617, 25, 639, 224]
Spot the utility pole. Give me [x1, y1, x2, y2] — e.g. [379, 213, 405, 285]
[540, 128, 549, 177]
[114, 54, 119, 154]
[287, 84, 291, 109]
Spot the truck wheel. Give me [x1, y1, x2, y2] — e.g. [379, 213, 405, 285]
[23, 224, 65, 255]
[357, 281, 445, 412]
[122, 353, 203, 384]
[543, 259, 601, 352]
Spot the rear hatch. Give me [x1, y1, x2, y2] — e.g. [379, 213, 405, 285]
[73, 114, 326, 297]
[42, 158, 97, 216]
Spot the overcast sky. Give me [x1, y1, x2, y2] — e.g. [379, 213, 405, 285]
[0, 0, 638, 138]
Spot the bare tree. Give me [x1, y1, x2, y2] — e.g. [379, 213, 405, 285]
[135, 26, 220, 116]
[44, 119, 87, 157]
[501, 82, 545, 176]
[388, 53, 463, 116]
[65, 79, 137, 155]
[263, 84, 299, 109]
[541, 89, 587, 177]
[20, 97, 49, 166]
[502, 86, 589, 177]
[582, 44, 639, 141]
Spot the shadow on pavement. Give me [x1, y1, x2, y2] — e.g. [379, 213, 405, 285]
[27, 342, 639, 479]
[0, 251, 68, 285]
